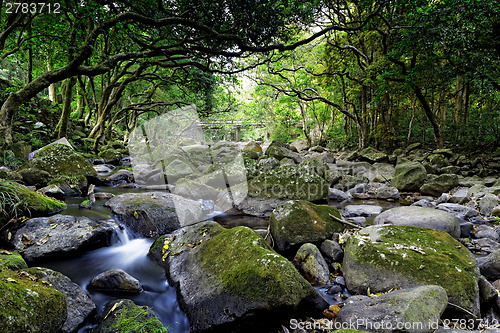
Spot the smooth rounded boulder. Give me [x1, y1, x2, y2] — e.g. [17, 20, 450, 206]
[391, 161, 427, 191]
[343, 225, 480, 318]
[374, 206, 461, 238]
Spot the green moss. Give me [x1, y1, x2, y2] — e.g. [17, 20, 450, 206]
[270, 200, 345, 250]
[0, 268, 67, 332]
[96, 299, 167, 333]
[345, 225, 479, 313]
[0, 251, 27, 270]
[48, 174, 86, 187]
[198, 226, 312, 304]
[248, 165, 329, 201]
[15, 182, 66, 215]
[27, 144, 96, 177]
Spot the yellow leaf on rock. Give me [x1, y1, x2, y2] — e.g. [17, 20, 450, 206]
[133, 211, 139, 219]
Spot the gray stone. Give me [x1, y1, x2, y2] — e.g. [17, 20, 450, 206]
[477, 249, 500, 280]
[319, 239, 343, 262]
[460, 222, 474, 238]
[334, 174, 369, 191]
[358, 147, 388, 163]
[478, 276, 498, 305]
[104, 192, 205, 238]
[374, 206, 461, 238]
[391, 162, 427, 191]
[450, 187, 471, 204]
[479, 193, 500, 217]
[437, 203, 479, 220]
[105, 169, 134, 185]
[10, 215, 115, 263]
[173, 178, 220, 200]
[26, 267, 96, 333]
[411, 199, 436, 208]
[420, 174, 459, 196]
[470, 238, 500, 254]
[376, 186, 400, 200]
[257, 157, 280, 173]
[474, 225, 500, 242]
[293, 243, 330, 285]
[88, 268, 142, 294]
[329, 188, 353, 201]
[343, 204, 383, 217]
[336, 285, 448, 333]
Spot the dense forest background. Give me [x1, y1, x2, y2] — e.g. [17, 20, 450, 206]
[0, 0, 499, 163]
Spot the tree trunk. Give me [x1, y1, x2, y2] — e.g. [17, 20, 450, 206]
[414, 86, 443, 148]
[53, 76, 77, 139]
[46, 59, 58, 103]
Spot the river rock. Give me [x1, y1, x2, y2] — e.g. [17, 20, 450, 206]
[299, 158, 328, 178]
[374, 206, 461, 238]
[149, 222, 328, 333]
[93, 299, 165, 333]
[358, 146, 388, 163]
[18, 168, 52, 187]
[436, 203, 479, 220]
[104, 192, 205, 238]
[9, 214, 115, 263]
[173, 178, 220, 200]
[477, 249, 500, 280]
[479, 193, 500, 217]
[290, 138, 309, 153]
[450, 187, 470, 204]
[88, 268, 142, 294]
[329, 188, 353, 201]
[376, 185, 400, 200]
[391, 161, 427, 191]
[343, 204, 383, 217]
[26, 267, 96, 333]
[343, 225, 480, 317]
[474, 225, 500, 242]
[269, 200, 345, 252]
[293, 243, 330, 285]
[0, 268, 67, 332]
[25, 143, 97, 178]
[242, 141, 262, 153]
[257, 157, 280, 173]
[248, 165, 329, 201]
[478, 276, 498, 305]
[420, 174, 459, 196]
[181, 144, 211, 166]
[265, 144, 303, 163]
[43, 175, 88, 197]
[98, 148, 122, 164]
[320, 240, 343, 263]
[334, 174, 369, 191]
[104, 169, 134, 185]
[336, 285, 448, 333]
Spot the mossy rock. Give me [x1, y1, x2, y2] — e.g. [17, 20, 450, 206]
[391, 161, 427, 191]
[343, 225, 480, 317]
[248, 165, 329, 201]
[299, 158, 328, 178]
[47, 175, 88, 196]
[94, 299, 166, 333]
[270, 200, 345, 252]
[0, 182, 66, 226]
[18, 168, 52, 187]
[98, 148, 122, 164]
[420, 174, 459, 197]
[149, 222, 328, 332]
[26, 144, 97, 178]
[0, 251, 27, 270]
[0, 268, 67, 332]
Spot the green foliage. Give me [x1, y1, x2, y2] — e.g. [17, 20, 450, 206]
[0, 180, 22, 222]
[0, 151, 22, 169]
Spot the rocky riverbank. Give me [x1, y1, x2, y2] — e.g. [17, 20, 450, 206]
[0, 140, 499, 332]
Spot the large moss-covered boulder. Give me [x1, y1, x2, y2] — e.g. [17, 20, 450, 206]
[343, 225, 480, 317]
[248, 165, 329, 201]
[358, 147, 388, 163]
[18, 168, 52, 187]
[336, 285, 447, 333]
[391, 162, 427, 191]
[98, 148, 122, 164]
[270, 200, 345, 252]
[26, 144, 97, 178]
[93, 299, 166, 333]
[149, 222, 328, 333]
[374, 206, 461, 239]
[420, 174, 459, 197]
[104, 192, 204, 238]
[25, 267, 96, 333]
[299, 158, 328, 178]
[0, 268, 67, 332]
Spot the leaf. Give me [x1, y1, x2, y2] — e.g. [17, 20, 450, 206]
[6, 278, 18, 284]
[104, 300, 123, 320]
[0, 250, 12, 255]
[36, 234, 50, 245]
[133, 211, 139, 219]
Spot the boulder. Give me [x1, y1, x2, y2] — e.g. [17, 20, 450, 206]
[474, 225, 500, 242]
[391, 162, 427, 191]
[25, 144, 97, 178]
[343, 225, 480, 317]
[299, 158, 328, 178]
[43, 175, 88, 197]
[104, 169, 134, 185]
[478, 276, 498, 305]
[181, 144, 211, 166]
[336, 285, 447, 333]
[269, 200, 345, 252]
[173, 178, 220, 200]
[257, 157, 280, 173]
[0, 268, 67, 332]
[265, 144, 302, 163]
[450, 187, 471, 204]
[149, 222, 328, 333]
[98, 148, 122, 164]
[479, 193, 500, 217]
[334, 174, 369, 191]
[374, 206, 461, 239]
[248, 165, 329, 201]
[329, 188, 353, 201]
[436, 203, 479, 220]
[376, 186, 400, 200]
[241, 141, 263, 154]
[343, 205, 383, 217]
[104, 192, 205, 238]
[93, 299, 165, 333]
[319, 240, 343, 263]
[358, 146, 388, 163]
[18, 168, 52, 187]
[9, 214, 115, 263]
[293, 243, 330, 285]
[420, 174, 459, 197]
[477, 249, 500, 280]
[88, 268, 142, 294]
[26, 267, 96, 333]
[289, 138, 309, 153]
